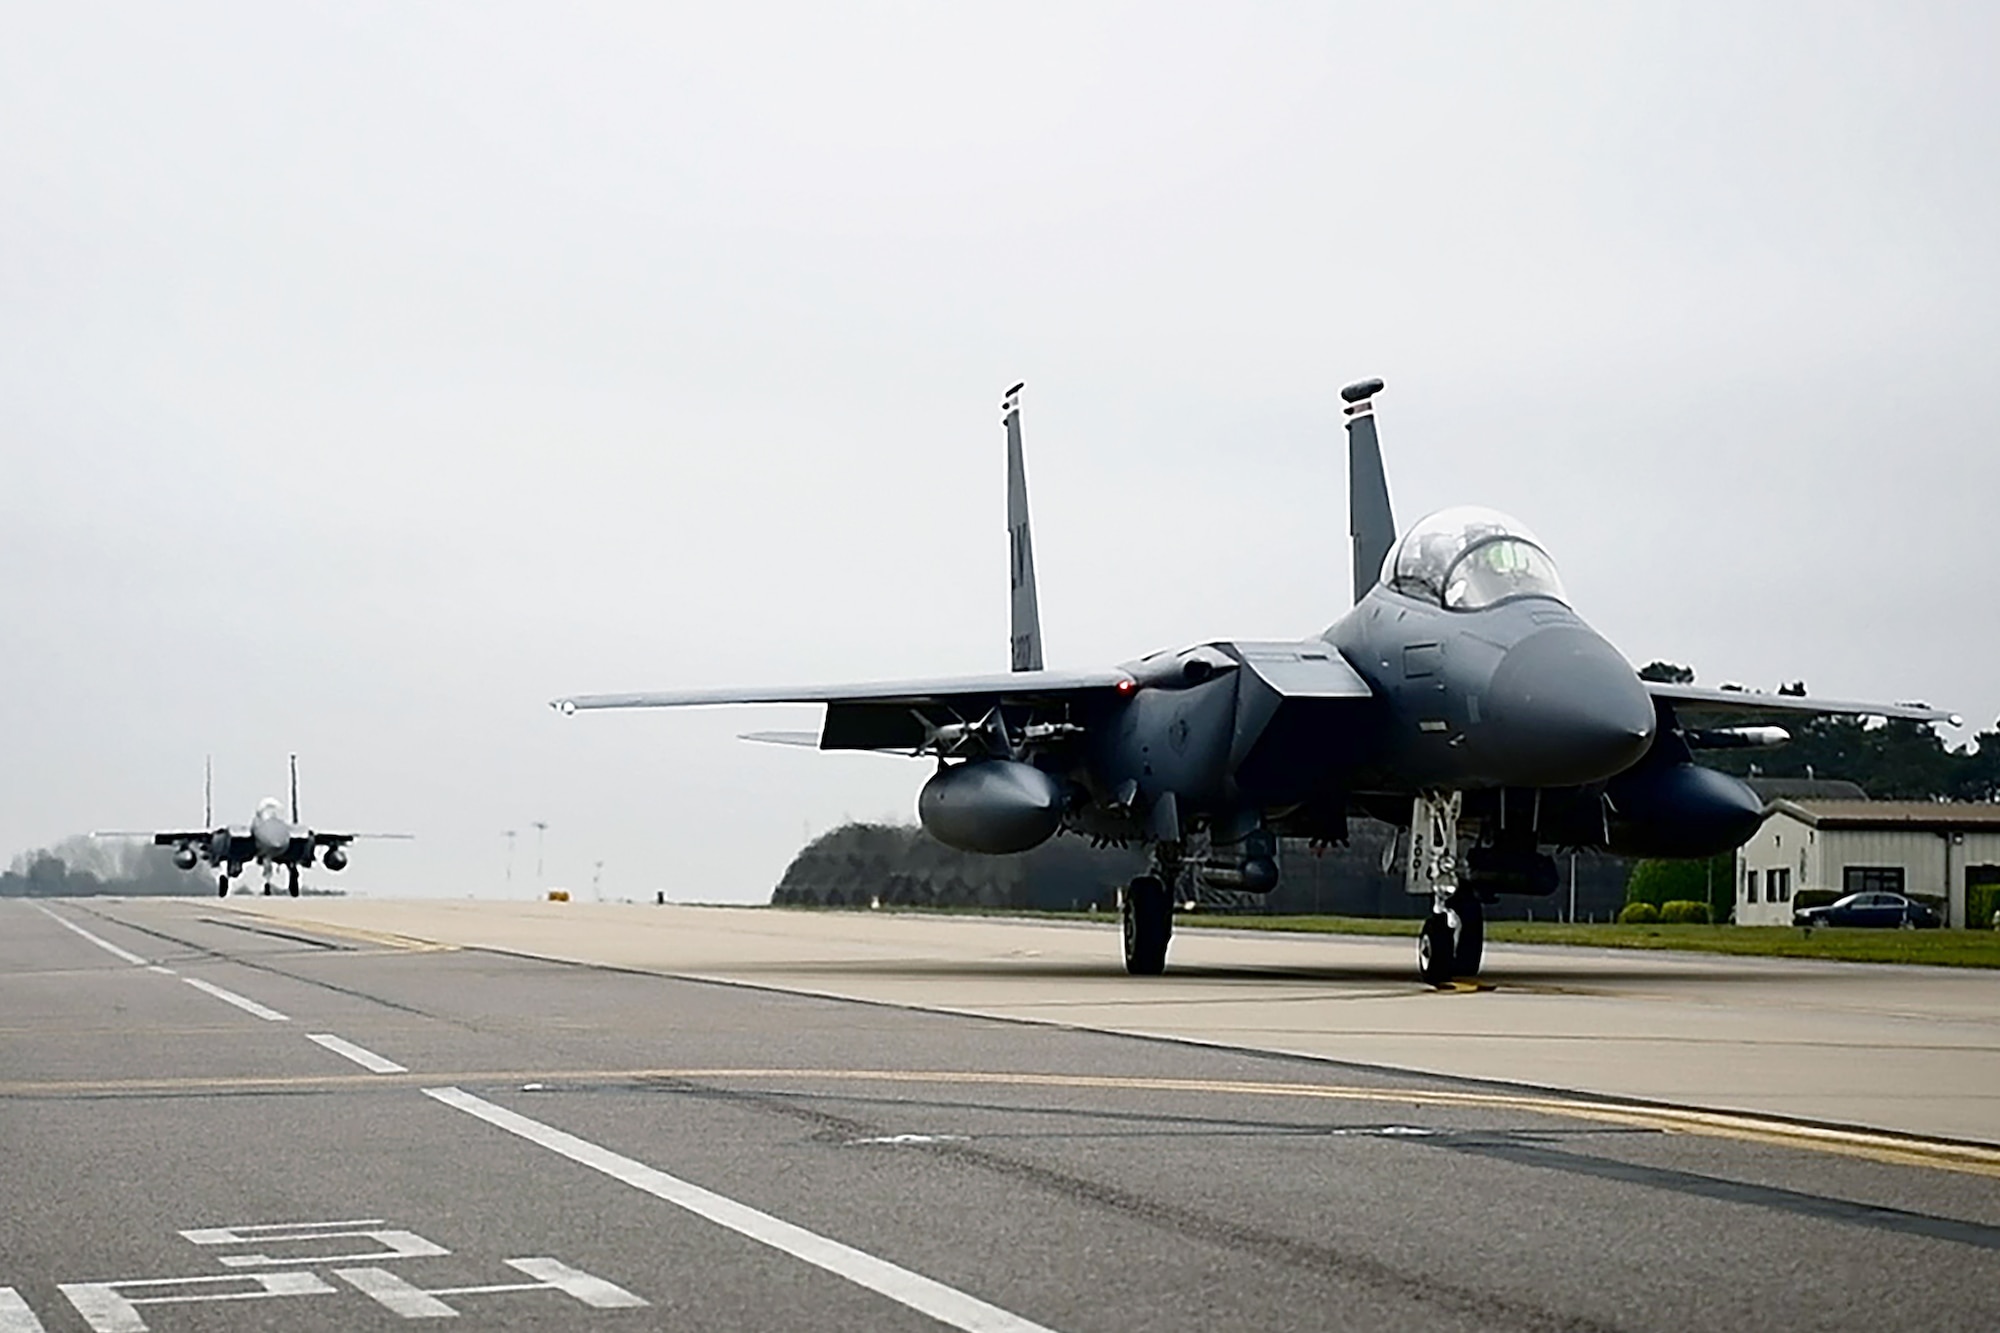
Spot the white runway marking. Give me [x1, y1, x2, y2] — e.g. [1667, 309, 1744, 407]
[334, 1268, 457, 1318]
[0, 1288, 49, 1333]
[306, 1033, 407, 1074]
[424, 1086, 1061, 1333]
[493, 1258, 647, 1308]
[29, 904, 146, 965]
[179, 976, 289, 1022]
[145, 965, 176, 977]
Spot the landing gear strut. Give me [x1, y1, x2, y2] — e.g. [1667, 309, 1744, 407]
[1408, 792, 1482, 985]
[1122, 845, 1180, 975]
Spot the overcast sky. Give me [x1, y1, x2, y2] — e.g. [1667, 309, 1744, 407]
[4, 3, 1994, 902]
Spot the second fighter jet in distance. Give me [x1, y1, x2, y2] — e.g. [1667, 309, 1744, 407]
[555, 380, 1954, 983]
[99, 755, 409, 897]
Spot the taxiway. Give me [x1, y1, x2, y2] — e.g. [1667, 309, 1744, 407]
[4, 896, 1998, 1333]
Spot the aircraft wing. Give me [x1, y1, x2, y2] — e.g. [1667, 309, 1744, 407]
[91, 829, 202, 842]
[555, 667, 1137, 753]
[554, 667, 1134, 713]
[146, 831, 212, 846]
[309, 832, 413, 846]
[1645, 684, 1959, 729]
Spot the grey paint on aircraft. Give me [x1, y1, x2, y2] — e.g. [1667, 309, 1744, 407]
[1003, 382, 1042, 673]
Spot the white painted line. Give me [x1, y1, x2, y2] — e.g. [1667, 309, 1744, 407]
[180, 976, 289, 1023]
[502, 1258, 647, 1309]
[335, 1268, 458, 1318]
[146, 965, 177, 977]
[29, 903, 146, 965]
[183, 1219, 385, 1243]
[423, 1087, 1059, 1333]
[60, 1273, 333, 1332]
[305, 1033, 408, 1074]
[0, 1288, 49, 1333]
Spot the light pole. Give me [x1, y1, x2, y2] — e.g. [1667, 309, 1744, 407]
[503, 830, 516, 892]
[532, 821, 548, 888]
[593, 860, 605, 901]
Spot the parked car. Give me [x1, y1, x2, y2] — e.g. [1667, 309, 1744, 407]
[1793, 892, 1941, 929]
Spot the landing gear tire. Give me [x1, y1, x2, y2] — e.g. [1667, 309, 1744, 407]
[288, 866, 300, 898]
[1122, 875, 1172, 976]
[1418, 913, 1455, 987]
[216, 875, 228, 898]
[1450, 890, 1484, 978]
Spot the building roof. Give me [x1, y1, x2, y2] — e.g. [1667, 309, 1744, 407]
[1772, 799, 2000, 831]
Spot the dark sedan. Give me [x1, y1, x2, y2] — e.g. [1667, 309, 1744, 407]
[1793, 891, 1941, 929]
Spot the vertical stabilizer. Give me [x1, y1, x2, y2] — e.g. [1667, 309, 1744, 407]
[1002, 382, 1043, 671]
[204, 756, 213, 828]
[290, 754, 300, 823]
[1343, 378, 1395, 604]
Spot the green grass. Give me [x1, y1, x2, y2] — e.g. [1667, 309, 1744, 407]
[804, 904, 2000, 968]
[1180, 915, 2000, 967]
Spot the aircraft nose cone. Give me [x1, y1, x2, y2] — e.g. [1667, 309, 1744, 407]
[253, 816, 288, 852]
[1485, 627, 1655, 787]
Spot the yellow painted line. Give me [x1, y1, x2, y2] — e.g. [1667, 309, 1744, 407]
[208, 907, 456, 953]
[5, 1064, 1996, 1179]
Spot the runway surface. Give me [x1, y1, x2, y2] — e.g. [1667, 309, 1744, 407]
[5, 896, 2000, 1332]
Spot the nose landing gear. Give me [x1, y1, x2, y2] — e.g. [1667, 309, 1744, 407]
[1409, 792, 1484, 985]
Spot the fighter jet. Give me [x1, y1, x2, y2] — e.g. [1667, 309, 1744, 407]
[554, 380, 1955, 983]
[99, 756, 405, 897]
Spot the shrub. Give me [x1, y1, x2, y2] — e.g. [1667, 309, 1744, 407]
[1659, 899, 1711, 924]
[1618, 902, 1660, 924]
[1970, 881, 2000, 930]
[1625, 853, 1734, 921]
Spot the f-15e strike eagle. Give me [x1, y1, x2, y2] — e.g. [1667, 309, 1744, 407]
[99, 755, 404, 897]
[555, 380, 1954, 983]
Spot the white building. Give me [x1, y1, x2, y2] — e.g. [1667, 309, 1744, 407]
[1735, 800, 2000, 928]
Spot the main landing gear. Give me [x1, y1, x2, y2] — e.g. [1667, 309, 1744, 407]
[287, 864, 300, 898]
[1121, 845, 1180, 975]
[216, 873, 229, 898]
[1409, 792, 1483, 986]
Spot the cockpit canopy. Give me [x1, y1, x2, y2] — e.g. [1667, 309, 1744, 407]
[1381, 506, 1568, 611]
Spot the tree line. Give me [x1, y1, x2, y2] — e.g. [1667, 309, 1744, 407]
[0, 836, 194, 897]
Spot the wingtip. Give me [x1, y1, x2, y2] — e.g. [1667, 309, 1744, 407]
[550, 699, 578, 716]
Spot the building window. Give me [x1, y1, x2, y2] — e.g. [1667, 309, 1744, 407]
[1746, 869, 1759, 904]
[1768, 867, 1791, 903]
[1843, 866, 1905, 896]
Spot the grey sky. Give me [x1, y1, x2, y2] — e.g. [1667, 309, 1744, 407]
[4, 3, 1994, 902]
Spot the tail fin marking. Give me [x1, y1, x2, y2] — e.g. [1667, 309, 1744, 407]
[1343, 378, 1396, 604]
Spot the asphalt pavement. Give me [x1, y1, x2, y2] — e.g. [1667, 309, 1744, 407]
[6, 895, 2000, 1332]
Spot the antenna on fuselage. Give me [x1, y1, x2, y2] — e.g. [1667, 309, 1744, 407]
[1343, 377, 1395, 605]
[1002, 381, 1043, 672]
